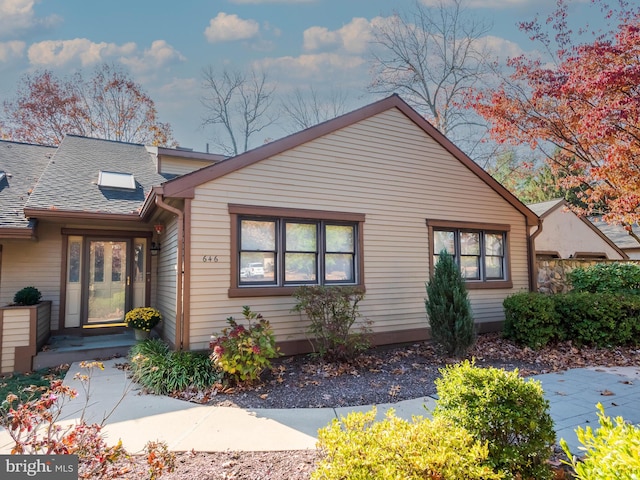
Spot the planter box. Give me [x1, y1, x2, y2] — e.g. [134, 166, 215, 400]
[0, 301, 51, 373]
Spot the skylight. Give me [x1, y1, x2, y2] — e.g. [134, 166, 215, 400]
[0, 171, 5, 182]
[98, 171, 135, 190]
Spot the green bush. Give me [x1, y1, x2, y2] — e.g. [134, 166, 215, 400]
[292, 286, 370, 362]
[554, 292, 639, 347]
[425, 250, 475, 356]
[568, 262, 640, 294]
[561, 403, 640, 479]
[503, 292, 561, 349]
[433, 361, 556, 480]
[210, 306, 280, 384]
[313, 407, 504, 480]
[129, 339, 221, 395]
[13, 286, 42, 306]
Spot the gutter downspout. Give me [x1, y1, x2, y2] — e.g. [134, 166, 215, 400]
[155, 194, 185, 350]
[527, 218, 544, 292]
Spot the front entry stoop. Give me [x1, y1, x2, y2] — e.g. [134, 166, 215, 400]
[33, 331, 137, 370]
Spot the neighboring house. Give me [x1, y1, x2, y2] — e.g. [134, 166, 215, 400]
[589, 219, 640, 260]
[1, 94, 540, 371]
[0, 135, 222, 372]
[527, 199, 627, 260]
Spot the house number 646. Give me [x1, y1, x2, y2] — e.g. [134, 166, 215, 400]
[202, 256, 218, 263]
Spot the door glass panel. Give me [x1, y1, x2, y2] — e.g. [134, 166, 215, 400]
[88, 240, 127, 323]
[68, 241, 81, 283]
[133, 239, 147, 308]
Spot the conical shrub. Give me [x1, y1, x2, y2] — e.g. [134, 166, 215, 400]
[425, 249, 475, 356]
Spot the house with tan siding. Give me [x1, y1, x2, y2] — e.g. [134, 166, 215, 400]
[144, 95, 539, 354]
[1, 94, 538, 371]
[528, 199, 627, 260]
[0, 136, 221, 372]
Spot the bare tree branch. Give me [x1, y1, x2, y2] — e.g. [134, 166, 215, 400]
[201, 67, 278, 156]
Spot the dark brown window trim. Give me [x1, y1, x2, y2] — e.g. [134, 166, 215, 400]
[229, 204, 365, 222]
[229, 205, 365, 298]
[426, 218, 512, 289]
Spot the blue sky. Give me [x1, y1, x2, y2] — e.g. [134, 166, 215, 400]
[0, 0, 605, 152]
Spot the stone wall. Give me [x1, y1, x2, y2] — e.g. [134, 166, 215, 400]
[536, 259, 640, 294]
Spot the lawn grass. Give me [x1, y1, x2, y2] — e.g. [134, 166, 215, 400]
[0, 365, 69, 412]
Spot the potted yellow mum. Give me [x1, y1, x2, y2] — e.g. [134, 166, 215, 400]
[125, 307, 161, 340]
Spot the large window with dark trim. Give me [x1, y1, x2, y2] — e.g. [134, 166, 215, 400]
[238, 217, 358, 287]
[433, 228, 506, 281]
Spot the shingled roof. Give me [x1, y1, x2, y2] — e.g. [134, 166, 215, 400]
[0, 140, 56, 237]
[25, 135, 168, 218]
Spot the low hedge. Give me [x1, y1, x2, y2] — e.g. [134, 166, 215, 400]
[503, 292, 640, 349]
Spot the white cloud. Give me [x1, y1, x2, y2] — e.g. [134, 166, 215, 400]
[479, 35, 525, 61]
[204, 12, 260, 43]
[27, 39, 136, 67]
[0, 0, 61, 39]
[304, 17, 386, 54]
[0, 40, 25, 62]
[120, 40, 186, 74]
[256, 52, 365, 78]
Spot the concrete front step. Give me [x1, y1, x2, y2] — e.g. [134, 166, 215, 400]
[33, 332, 137, 370]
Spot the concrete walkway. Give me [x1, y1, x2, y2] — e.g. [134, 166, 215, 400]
[1, 359, 639, 455]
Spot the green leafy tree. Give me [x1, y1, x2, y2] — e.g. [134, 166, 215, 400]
[425, 249, 475, 356]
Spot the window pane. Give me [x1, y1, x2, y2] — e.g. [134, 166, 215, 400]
[134, 241, 145, 283]
[286, 223, 317, 251]
[111, 243, 122, 282]
[486, 256, 504, 279]
[241, 220, 276, 250]
[285, 253, 317, 282]
[326, 225, 354, 252]
[68, 241, 81, 283]
[485, 233, 504, 256]
[460, 255, 480, 279]
[240, 253, 275, 283]
[460, 232, 480, 255]
[434, 230, 455, 255]
[325, 253, 354, 282]
[93, 243, 104, 282]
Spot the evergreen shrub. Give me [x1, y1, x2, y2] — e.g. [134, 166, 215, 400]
[434, 360, 556, 480]
[502, 292, 561, 349]
[425, 250, 475, 356]
[13, 286, 42, 306]
[568, 262, 640, 294]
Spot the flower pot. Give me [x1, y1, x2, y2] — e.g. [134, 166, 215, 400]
[134, 329, 150, 341]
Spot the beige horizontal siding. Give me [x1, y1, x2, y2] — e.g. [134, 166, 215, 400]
[186, 108, 530, 350]
[160, 157, 216, 177]
[155, 215, 179, 346]
[1, 224, 62, 330]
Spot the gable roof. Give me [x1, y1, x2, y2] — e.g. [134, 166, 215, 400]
[24, 135, 168, 221]
[589, 218, 640, 250]
[153, 95, 538, 226]
[0, 140, 56, 238]
[527, 198, 565, 218]
[527, 199, 628, 258]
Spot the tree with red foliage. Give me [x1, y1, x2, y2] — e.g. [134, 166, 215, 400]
[469, 0, 640, 239]
[1, 63, 175, 147]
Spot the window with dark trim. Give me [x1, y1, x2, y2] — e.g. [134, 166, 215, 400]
[238, 217, 357, 287]
[229, 205, 365, 296]
[427, 219, 511, 289]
